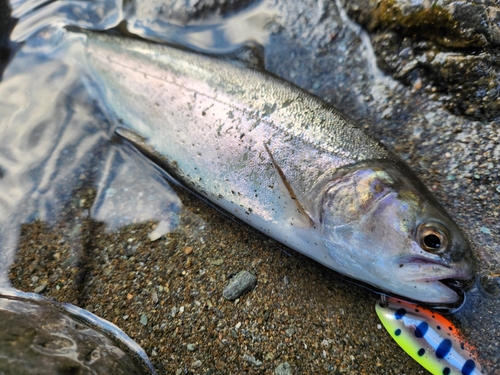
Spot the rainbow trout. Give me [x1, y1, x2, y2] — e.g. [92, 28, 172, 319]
[82, 31, 475, 305]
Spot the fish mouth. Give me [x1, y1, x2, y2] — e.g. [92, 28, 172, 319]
[395, 256, 473, 281]
[393, 256, 473, 308]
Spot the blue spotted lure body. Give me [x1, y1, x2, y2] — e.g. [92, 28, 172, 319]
[375, 297, 483, 375]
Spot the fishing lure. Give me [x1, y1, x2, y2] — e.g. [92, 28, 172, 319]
[375, 297, 483, 375]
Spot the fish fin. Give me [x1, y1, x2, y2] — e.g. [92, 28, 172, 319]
[114, 127, 181, 186]
[263, 143, 314, 227]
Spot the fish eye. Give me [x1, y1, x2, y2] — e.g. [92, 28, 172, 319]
[417, 222, 449, 253]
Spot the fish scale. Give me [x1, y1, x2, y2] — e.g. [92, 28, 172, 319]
[81, 30, 475, 305]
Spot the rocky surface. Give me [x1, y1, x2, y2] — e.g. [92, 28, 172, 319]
[341, 0, 500, 119]
[0, 293, 154, 374]
[128, 0, 256, 26]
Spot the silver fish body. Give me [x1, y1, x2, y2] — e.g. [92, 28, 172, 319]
[82, 32, 475, 304]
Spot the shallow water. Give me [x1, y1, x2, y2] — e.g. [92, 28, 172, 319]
[2, 0, 500, 374]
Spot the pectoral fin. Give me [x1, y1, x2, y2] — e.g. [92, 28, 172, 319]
[263, 143, 314, 227]
[115, 127, 181, 185]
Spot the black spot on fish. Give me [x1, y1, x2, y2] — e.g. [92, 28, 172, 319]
[415, 322, 429, 338]
[461, 359, 476, 375]
[394, 329, 401, 336]
[436, 339, 452, 359]
[417, 348, 425, 356]
[395, 308, 406, 320]
[443, 367, 450, 375]
[437, 325, 441, 330]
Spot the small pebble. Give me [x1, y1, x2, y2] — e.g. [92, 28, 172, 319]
[34, 284, 47, 294]
[480, 226, 491, 235]
[242, 354, 262, 366]
[275, 362, 292, 375]
[151, 291, 159, 303]
[223, 271, 257, 300]
[192, 360, 202, 368]
[140, 314, 148, 325]
[211, 259, 224, 266]
[187, 343, 195, 352]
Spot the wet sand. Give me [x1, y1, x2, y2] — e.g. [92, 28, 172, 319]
[10, 180, 431, 374]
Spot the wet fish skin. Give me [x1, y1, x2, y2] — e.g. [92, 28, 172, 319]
[82, 31, 475, 304]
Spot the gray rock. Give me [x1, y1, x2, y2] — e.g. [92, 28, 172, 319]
[341, 0, 500, 120]
[0, 293, 155, 374]
[275, 362, 292, 375]
[223, 271, 257, 300]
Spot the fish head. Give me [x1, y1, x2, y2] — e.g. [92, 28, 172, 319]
[319, 160, 475, 305]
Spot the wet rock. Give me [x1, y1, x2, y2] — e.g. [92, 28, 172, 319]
[342, 0, 497, 48]
[222, 270, 256, 300]
[478, 273, 500, 298]
[341, 0, 500, 120]
[0, 291, 155, 374]
[143, 0, 256, 26]
[275, 362, 292, 375]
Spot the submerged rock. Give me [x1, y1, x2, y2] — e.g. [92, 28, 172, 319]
[0, 290, 156, 375]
